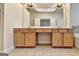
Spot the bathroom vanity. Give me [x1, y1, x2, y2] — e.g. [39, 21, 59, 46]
[14, 28, 73, 48]
[13, 3, 73, 48]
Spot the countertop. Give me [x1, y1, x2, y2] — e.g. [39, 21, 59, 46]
[14, 26, 72, 29]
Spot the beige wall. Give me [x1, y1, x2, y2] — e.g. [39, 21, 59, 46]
[4, 3, 23, 53]
[22, 8, 30, 27]
[3, 3, 30, 53]
[0, 4, 4, 53]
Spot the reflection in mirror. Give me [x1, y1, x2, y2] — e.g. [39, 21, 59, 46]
[40, 19, 50, 26]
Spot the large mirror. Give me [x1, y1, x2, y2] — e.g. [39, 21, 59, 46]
[23, 3, 70, 28]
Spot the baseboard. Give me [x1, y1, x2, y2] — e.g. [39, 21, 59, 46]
[3, 46, 15, 53]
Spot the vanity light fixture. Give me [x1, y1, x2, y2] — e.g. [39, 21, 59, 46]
[56, 3, 63, 8]
[25, 3, 63, 12]
[27, 3, 33, 7]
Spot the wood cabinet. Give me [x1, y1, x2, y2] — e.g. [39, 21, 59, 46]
[52, 29, 73, 48]
[52, 33, 62, 47]
[36, 29, 51, 32]
[14, 28, 36, 48]
[14, 32, 24, 46]
[14, 28, 73, 48]
[63, 33, 73, 47]
[25, 32, 36, 47]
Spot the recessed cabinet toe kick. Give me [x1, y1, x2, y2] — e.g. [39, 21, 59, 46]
[14, 28, 74, 48]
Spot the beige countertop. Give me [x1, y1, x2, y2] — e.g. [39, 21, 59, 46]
[14, 26, 72, 29]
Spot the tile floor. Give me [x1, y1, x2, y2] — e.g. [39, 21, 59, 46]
[9, 45, 79, 56]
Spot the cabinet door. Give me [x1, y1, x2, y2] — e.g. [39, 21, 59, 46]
[14, 32, 24, 47]
[63, 33, 73, 47]
[25, 32, 36, 47]
[52, 33, 62, 47]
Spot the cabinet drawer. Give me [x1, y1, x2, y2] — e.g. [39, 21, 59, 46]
[52, 33, 61, 37]
[36, 29, 43, 32]
[30, 29, 35, 32]
[59, 29, 67, 32]
[52, 29, 58, 32]
[43, 29, 51, 32]
[20, 29, 29, 32]
[14, 29, 20, 32]
[68, 29, 72, 32]
[14, 29, 17, 32]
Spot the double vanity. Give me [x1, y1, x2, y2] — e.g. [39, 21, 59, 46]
[14, 27, 74, 48]
[13, 4, 73, 48]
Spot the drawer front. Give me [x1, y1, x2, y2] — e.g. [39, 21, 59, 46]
[30, 29, 35, 32]
[20, 29, 29, 32]
[59, 29, 67, 32]
[52, 33, 62, 38]
[52, 29, 58, 32]
[14, 29, 20, 32]
[36, 29, 43, 32]
[43, 29, 51, 32]
[68, 29, 73, 32]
